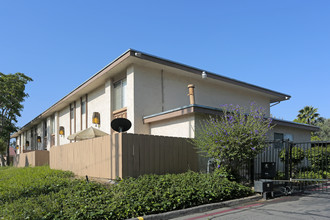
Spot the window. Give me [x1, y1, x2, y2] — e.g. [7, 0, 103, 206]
[274, 133, 283, 141]
[113, 78, 127, 110]
[70, 103, 76, 134]
[43, 120, 47, 137]
[274, 133, 284, 149]
[50, 115, 55, 135]
[70, 105, 75, 120]
[81, 100, 86, 115]
[80, 96, 87, 130]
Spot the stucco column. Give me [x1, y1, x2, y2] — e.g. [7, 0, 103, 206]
[126, 65, 135, 133]
[55, 112, 59, 146]
[105, 78, 112, 134]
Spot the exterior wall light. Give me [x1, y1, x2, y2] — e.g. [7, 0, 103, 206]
[37, 136, 42, 143]
[59, 126, 65, 136]
[92, 112, 100, 125]
[26, 141, 29, 147]
[202, 71, 207, 79]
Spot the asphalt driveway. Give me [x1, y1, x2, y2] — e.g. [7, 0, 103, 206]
[171, 192, 330, 220]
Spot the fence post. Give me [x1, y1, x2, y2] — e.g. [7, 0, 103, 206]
[289, 142, 293, 179]
[284, 140, 289, 180]
[250, 158, 254, 183]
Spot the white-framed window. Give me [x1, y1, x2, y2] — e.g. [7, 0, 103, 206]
[113, 78, 127, 110]
[81, 100, 86, 115]
[50, 115, 55, 135]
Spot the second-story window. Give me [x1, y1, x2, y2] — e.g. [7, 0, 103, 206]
[113, 78, 127, 110]
[50, 115, 55, 135]
[70, 105, 75, 120]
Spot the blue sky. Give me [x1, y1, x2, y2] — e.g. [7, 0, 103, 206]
[1, 1, 329, 128]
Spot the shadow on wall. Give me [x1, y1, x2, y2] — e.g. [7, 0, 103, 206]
[25, 155, 30, 167]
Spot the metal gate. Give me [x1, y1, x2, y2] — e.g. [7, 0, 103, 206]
[254, 141, 330, 194]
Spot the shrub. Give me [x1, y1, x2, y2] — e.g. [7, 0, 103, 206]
[307, 146, 330, 170]
[0, 167, 253, 219]
[279, 146, 305, 165]
[192, 103, 273, 180]
[294, 170, 329, 179]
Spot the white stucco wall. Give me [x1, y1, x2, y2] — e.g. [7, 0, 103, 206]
[45, 117, 50, 150]
[58, 106, 70, 145]
[161, 68, 270, 116]
[150, 115, 195, 138]
[128, 65, 163, 134]
[130, 64, 271, 136]
[269, 125, 312, 142]
[36, 123, 42, 150]
[87, 83, 111, 134]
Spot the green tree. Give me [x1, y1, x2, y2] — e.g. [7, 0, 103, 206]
[294, 106, 320, 125]
[192, 103, 274, 180]
[0, 72, 32, 165]
[314, 118, 330, 141]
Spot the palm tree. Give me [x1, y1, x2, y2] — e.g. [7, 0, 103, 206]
[296, 106, 320, 125]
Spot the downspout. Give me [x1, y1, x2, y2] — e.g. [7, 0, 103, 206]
[270, 101, 280, 107]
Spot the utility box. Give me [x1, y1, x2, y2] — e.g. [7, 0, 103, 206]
[254, 181, 273, 193]
[261, 162, 276, 179]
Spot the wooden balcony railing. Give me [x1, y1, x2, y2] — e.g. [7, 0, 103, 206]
[113, 107, 127, 119]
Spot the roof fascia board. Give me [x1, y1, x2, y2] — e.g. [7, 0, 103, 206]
[12, 49, 134, 137]
[143, 104, 318, 132]
[42, 49, 133, 117]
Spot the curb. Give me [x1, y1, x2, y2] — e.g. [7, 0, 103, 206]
[128, 194, 262, 220]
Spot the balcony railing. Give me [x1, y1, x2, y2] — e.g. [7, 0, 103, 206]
[113, 107, 127, 119]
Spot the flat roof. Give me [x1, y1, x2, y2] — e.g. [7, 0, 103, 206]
[143, 104, 319, 132]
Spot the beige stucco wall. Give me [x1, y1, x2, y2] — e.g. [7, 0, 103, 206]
[129, 64, 271, 136]
[161, 68, 270, 115]
[127, 65, 163, 134]
[58, 106, 70, 145]
[54, 80, 112, 146]
[269, 125, 312, 142]
[15, 62, 298, 149]
[150, 114, 196, 138]
[87, 82, 111, 134]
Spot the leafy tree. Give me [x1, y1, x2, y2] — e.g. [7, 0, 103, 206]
[192, 103, 274, 180]
[293, 106, 320, 125]
[314, 118, 330, 141]
[0, 72, 32, 165]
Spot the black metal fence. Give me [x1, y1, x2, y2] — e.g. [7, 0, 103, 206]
[238, 141, 330, 192]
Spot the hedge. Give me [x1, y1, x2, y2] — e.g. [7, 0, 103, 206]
[0, 166, 253, 219]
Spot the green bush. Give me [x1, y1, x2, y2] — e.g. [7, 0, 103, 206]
[0, 167, 253, 219]
[192, 103, 273, 180]
[295, 170, 330, 179]
[279, 146, 305, 165]
[307, 146, 330, 170]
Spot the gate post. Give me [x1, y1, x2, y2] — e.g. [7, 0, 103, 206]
[284, 140, 289, 180]
[289, 142, 293, 179]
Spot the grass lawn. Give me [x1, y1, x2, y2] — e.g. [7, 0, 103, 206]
[0, 166, 253, 219]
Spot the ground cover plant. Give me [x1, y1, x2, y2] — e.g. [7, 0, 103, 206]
[0, 166, 253, 219]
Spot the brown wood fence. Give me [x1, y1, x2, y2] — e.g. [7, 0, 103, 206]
[50, 133, 198, 179]
[50, 135, 117, 179]
[14, 150, 49, 167]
